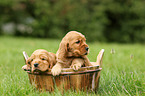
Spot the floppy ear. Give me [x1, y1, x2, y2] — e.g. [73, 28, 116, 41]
[26, 57, 32, 66]
[57, 40, 69, 58]
[47, 53, 56, 69]
[66, 43, 70, 52]
[45, 53, 51, 69]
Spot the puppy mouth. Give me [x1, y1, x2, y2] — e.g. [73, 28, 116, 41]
[74, 51, 88, 56]
[84, 52, 88, 55]
[33, 68, 48, 73]
[32, 66, 48, 72]
[33, 68, 40, 72]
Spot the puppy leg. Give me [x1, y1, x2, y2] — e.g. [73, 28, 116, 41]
[70, 58, 84, 71]
[51, 63, 62, 76]
[22, 65, 30, 71]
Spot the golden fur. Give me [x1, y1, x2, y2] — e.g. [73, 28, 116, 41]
[23, 49, 56, 73]
[51, 31, 92, 76]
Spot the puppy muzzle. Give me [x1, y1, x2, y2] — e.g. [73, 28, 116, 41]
[85, 47, 89, 51]
[34, 63, 39, 67]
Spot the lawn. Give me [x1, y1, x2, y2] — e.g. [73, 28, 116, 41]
[0, 36, 145, 96]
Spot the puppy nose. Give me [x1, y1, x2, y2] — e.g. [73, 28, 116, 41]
[34, 63, 39, 67]
[85, 47, 89, 51]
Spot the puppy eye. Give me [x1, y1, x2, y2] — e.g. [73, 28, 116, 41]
[42, 58, 46, 60]
[76, 40, 80, 44]
[31, 59, 33, 61]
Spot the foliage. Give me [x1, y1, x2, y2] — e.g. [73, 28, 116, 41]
[0, 0, 145, 43]
[102, 0, 145, 43]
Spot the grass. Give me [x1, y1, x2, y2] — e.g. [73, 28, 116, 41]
[0, 36, 145, 96]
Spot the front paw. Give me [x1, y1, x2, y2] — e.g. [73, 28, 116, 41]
[51, 65, 61, 76]
[71, 64, 81, 71]
[22, 65, 30, 71]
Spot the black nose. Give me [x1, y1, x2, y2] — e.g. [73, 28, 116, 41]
[85, 47, 89, 51]
[34, 63, 39, 67]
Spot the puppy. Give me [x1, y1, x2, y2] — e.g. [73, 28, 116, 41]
[22, 49, 56, 73]
[51, 31, 92, 76]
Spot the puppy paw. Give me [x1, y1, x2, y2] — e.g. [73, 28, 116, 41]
[71, 64, 81, 71]
[22, 65, 29, 71]
[51, 65, 61, 76]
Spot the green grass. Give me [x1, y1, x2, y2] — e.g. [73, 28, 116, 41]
[0, 36, 145, 96]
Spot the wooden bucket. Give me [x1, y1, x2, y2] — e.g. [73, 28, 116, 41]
[23, 49, 104, 92]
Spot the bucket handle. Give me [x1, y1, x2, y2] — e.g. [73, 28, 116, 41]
[96, 49, 104, 68]
[23, 51, 29, 63]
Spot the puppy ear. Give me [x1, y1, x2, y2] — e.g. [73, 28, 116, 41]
[47, 53, 56, 69]
[26, 57, 31, 65]
[45, 52, 51, 68]
[25, 57, 31, 70]
[66, 43, 70, 52]
[57, 41, 69, 58]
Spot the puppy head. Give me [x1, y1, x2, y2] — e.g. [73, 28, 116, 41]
[58, 31, 89, 57]
[26, 49, 51, 73]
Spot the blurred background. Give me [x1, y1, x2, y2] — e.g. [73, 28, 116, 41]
[0, 0, 145, 43]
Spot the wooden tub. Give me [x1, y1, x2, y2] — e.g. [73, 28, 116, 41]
[23, 49, 104, 92]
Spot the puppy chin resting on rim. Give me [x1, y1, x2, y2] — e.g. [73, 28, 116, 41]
[23, 49, 56, 73]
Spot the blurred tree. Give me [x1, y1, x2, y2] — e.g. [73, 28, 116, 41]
[102, 0, 145, 43]
[0, 0, 145, 43]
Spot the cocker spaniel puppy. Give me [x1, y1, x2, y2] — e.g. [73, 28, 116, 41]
[22, 49, 56, 73]
[51, 31, 92, 76]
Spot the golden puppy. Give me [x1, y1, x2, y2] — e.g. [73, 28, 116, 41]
[23, 49, 56, 73]
[51, 31, 92, 76]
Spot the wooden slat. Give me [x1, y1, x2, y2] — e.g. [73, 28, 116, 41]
[45, 76, 54, 91]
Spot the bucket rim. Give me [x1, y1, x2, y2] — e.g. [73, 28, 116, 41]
[24, 65, 102, 76]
